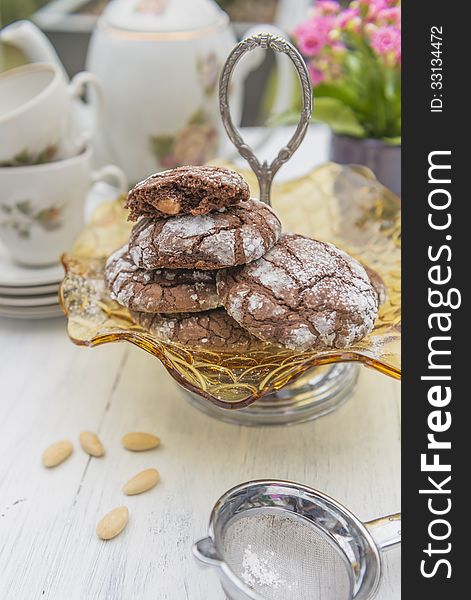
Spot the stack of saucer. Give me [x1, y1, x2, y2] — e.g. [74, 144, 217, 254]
[0, 244, 63, 319]
[0, 58, 127, 319]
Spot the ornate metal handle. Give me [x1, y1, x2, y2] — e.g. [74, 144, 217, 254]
[219, 32, 313, 205]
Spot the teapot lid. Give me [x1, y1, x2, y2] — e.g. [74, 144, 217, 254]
[103, 0, 228, 33]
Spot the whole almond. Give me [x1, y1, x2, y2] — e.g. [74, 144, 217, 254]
[123, 468, 160, 496]
[96, 506, 129, 540]
[79, 431, 105, 457]
[121, 432, 160, 452]
[42, 440, 73, 468]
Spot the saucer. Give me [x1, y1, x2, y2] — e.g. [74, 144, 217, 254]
[0, 292, 59, 307]
[0, 242, 64, 319]
[0, 243, 64, 288]
[0, 282, 60, 296]
[0, 304, 64, 319]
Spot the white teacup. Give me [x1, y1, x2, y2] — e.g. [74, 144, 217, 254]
[0, 62, 103, 166]
[0, 147, 127, 266]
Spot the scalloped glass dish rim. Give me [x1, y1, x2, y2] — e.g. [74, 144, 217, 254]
[60, 162, 401, 409]
[62, 318, 400, 409]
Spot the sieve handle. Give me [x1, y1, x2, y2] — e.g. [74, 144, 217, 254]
[193, 536, 223, 567]
[219, 32, 313, 206]
[365, 513, 401, 553]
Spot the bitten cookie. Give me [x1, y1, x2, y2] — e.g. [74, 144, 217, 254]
[130, 308, 255, 350]
[127, 198, 282, 270]
[217, 234, 379, 351]
[125, 166, 250, 220]
[104, 245, 220, 313]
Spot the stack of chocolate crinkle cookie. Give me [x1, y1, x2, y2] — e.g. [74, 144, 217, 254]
[104, 166, 383, 352]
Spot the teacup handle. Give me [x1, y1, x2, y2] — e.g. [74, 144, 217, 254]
[92, 165, 128, 194]
[219, 33, 312, 205]
[68, 72, 105, 150]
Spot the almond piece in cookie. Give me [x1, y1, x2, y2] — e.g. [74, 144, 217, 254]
[125, 165, 250, 220]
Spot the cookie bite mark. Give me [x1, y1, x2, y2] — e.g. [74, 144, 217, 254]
[125, 166, 250, 221]
[127, 198, 281, 270]
[217, 233, 379, 351]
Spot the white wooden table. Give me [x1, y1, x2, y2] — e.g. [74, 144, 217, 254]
[0, 128, 400, 599]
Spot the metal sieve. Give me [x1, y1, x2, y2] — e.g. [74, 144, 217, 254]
[193, 480, 400, 600]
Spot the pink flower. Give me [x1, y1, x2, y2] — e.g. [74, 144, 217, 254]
[294, 16, 334, 57]
[315, 1, 341, 16]
[377, 7, 401, 26]
[336, 7, 360, 30]
[307, 63, 324, 86]
[370, 25, 401, 64]
[296, 29, 325, 56]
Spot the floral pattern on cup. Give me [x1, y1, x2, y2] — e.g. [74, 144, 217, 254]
[148, 51, 221, 169]
[150, 108, 218, 168]
[197, 52, 220, 97]
[0, 145, 58, 168]
[0, 200, 63, 238]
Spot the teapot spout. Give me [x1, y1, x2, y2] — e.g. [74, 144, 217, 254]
[0, 20, 69, 80]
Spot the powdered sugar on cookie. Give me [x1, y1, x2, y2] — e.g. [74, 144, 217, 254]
[217, 233, 379, 351]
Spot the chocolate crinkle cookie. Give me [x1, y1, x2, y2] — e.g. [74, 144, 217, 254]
[217, 234, 379, 351]
[127, 198, 282, 271]
[363, 264, 387, 307]
[125, 166, 250, 221]
[104, 245, 221, 313]
[130, 308, 256, 350]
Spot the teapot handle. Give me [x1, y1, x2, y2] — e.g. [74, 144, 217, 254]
[219, 32, 312, 205]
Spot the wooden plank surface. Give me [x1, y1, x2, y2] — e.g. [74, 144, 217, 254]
[0, 126, 400, 598]
[0, 316, 400, 599]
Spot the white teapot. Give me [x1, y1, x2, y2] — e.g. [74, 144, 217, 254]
[86, 0, 291, 183]
[2, 2, 291, 184]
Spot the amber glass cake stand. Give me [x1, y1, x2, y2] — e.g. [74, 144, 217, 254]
[61, 34, 400, 426]
[60, 162, 401, 425]
[181, 364, 360, 426]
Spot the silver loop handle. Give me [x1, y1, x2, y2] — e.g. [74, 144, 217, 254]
[219, 32, 313, 205]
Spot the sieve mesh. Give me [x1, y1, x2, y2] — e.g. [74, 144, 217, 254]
[221, 511, 353, 600]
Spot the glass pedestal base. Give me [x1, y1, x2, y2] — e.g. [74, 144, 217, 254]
[181, 363, 360, 426]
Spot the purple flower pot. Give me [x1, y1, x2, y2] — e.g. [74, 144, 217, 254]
[330, 133, 401, 197]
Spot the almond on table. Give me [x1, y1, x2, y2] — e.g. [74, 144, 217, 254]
[42, 440, 73, 468]
[123, 468, 160, 496]
[121, 432, 160, 451]
[96, 506, 129, 540]
[79, 431, 105, 457]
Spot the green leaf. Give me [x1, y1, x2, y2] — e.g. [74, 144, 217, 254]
[15, 200, 32, 215]
[313, 97, 366, 137]
[149, 135, 174, 160]
[266, 109, 302, 127]
[314, 82, 362, 112]
[188, 108, 208, 126]
[12, 150, 31, 165]
[381, 136, 402, 146]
